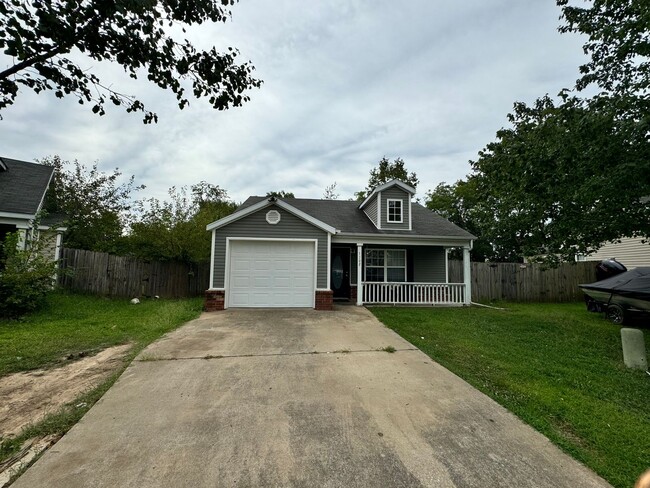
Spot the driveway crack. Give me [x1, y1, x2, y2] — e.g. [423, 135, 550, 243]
[136, 348, 420, 362]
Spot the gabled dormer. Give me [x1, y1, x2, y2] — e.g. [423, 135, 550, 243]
[358, 179, 415, 231]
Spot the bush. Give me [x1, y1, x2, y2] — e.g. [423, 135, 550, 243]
[0, 231, 58, 319]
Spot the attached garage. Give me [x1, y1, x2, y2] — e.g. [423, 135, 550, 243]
[227, 239, 316, 308]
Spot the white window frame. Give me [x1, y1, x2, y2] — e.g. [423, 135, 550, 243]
[364, 248, 407, 282]
[387, 199, 403, 223]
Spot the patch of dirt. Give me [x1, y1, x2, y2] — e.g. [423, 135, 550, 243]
[0, 344, 132, 439]
[0, 435, 60, 487]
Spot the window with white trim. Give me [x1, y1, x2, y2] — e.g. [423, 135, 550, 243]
[364, 249, 406, 282]
[387, 199, 403, 223]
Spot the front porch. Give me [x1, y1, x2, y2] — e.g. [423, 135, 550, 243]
[361, 281, 466, 306]
[330, 240, 472, 307]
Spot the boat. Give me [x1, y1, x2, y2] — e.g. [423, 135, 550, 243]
[579, 267, 650, 324]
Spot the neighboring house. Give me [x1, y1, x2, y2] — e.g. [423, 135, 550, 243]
[205, 179, 475, 311]
[577, 237, 650, 270]
[0, 157, 66, 260]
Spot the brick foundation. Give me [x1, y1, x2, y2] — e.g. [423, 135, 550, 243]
[350, 285, 357, 302]
[315, 290, 334, 311]
[204, 289, 225, 312]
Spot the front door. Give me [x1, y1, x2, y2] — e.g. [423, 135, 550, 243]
[331, 248, 351, 299]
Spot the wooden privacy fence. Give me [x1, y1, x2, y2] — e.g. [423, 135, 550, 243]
[58, 248, 210, 298]
[448, 260, 598, 303]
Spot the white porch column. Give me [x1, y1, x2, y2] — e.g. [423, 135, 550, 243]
[16, 228, 27, 251]
[356, 243, 363, 306]
[463, 246, 472, 305]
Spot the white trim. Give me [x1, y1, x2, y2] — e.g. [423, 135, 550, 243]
[364, 248, 407, 283]
[206, 198, 338, 234]
[356, 243, 363, 306]
[408, 199, 412, 231]
[386, 198, 403, 223]
[333, 234, 473, 248]
[377, 192, 382, 229]
[54, 232, 63, 262]
[445, 248, 449, 283]
[358, 179, 416, 210]
[208, 288, 226, 291]
[209, 230, 216, 289]
[224, 238, 232, 308]
[37, 225, 67, 231]
[463, 246, 472, 305]
[0, 211, 34, 220]
[0, 218, 31, 229]
[326, 233, 331, 290]
[36, 168, 55, 215]
[224, 237, 319, 309]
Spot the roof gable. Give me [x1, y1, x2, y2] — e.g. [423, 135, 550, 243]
[206, 197, 338, 234]
[358, 179, 416, 210]
[233, 196, 475, 240]
[0, 157, 54, 216]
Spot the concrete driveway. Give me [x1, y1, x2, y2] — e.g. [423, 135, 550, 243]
[14, 306, 611, 488]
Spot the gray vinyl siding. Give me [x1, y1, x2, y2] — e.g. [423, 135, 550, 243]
[212, 205, 329, 289]
[413, 246, 446, 282]
[380, 187, 410, 230]
[363, 195, 379, 228]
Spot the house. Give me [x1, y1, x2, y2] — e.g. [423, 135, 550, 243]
[577, 237, 650, 270]
[0, 157, 66, 260]
[205, 179, 475, 311]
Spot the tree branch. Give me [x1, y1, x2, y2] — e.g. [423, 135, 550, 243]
[0, 46, 66, 81]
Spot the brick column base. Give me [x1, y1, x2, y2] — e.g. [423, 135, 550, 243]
[204, 289, 225, 312]
[350, 285, 357, 302]
[315, 290, 333, 311]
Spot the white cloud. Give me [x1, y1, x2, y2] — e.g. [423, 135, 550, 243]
[0, 0, 588, 203]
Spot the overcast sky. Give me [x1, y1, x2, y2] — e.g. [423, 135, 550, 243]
[0, 0, 588, 204]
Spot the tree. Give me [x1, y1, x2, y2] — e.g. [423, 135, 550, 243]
[128, 182, 236, 263]
[557, 0, 649, 111]
[425, 179, 493, 262]
[0, 228, 58, 318]
[41, 155, 143, 252]
[0, 1, 261, 123]
[322, 182, 339, 200]
[266, 191, 295, 199]
[355, 157, 419, 200]
[467, 95, 650, 264]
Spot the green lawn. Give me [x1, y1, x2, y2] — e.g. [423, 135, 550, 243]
[0, 292, 203, 468]
[370, 303, 649, 488]
[0, 292, 203, 376]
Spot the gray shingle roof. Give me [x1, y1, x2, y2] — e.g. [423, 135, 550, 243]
[0, 157, 53, 215]
[239, 196, 475, 239]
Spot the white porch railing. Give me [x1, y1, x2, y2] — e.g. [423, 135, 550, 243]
[362, 282, 466, 305]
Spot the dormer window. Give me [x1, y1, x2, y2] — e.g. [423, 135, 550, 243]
[387, 199, 403, 223]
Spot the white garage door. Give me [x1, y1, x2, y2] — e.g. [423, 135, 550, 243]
[228, 240, 315, 308]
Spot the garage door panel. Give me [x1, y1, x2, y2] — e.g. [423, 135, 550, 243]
[228, 240, 315, 308]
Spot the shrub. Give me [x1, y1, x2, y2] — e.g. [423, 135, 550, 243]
[0, 231, 58, 319]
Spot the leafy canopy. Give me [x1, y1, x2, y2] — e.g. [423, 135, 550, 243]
[356, 157, 419, 200]
[41, 155, 144, 253]
[0, 0, 261, 122]
[430, 96, 650, 263]
[266, 191, 295, 199]
[128, 182, 236, 264]
[558, 0, 650, 107]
